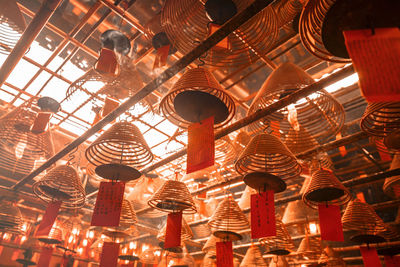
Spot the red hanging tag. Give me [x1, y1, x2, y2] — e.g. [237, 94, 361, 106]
[336, 132, 347, 157]
[360, 246, 382, 267]
[91, 181, 125, 226]
[197, 184, 207, 199]
[37, 247, 53, 267]
[95, 48, 119, 76]
[385, 255, 400, 267]
[165, 211, 183, 249]
[101, 97, 120, 118]
[35, 201, 62, 237]
[209, 24, 230, 50]
[99, 242, 120, 267]
[216, 241, 233, 267]
[343, 28, 400, 102]
[187, 116, 215, 174]
[378, 150, 392, 162]
[318, 204, 344, 242]
[356, 192, 366, 203]
[153, 45, 170, 70]
[31, 112, 52, 134]
[270, 121, 280, 138]
[250, 190, 276, 239]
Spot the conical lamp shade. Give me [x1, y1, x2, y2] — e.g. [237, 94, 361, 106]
[208, 196, 249, 240]
[159, 67, 235, 129]
[148, 180, 197, 214]
[303, 168, 351, 208]
[33, 164, 85, 209]
[120, 199, 138, 227]
[260, 218, 294, 255]
[240, 244, 268, 267]
[383, 155, 400, 198]
[297, 235, 321, 261]
[248, 62, 344, 145]
[0, 0, 26, 55]
[0, 201, 23, 234]
[158, 218, 193, 242]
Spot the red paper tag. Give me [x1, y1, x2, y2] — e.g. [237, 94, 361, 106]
[153, 45, 170, 70]
[91, 181, 125, 226]
[385, 255, 400, 267]
[99, 242, 120, 267]
[209, 24, 230, 50]
[31, 112, 51, 134]
[37, 247, 53, 267]
[216, 241, 233, 267]
[343, 28, 400, 102]
[187, 116, 215, 174]
[165, 212, 183, 248]
[197, 184, 207, 199]
[360, 246, 382, 267]
[35, 201, 62, 237]
[95, 48, 119, 76]
[318, 204, 344, 242]
[250, 191, 276, 239]
[378, 150, 392, 162]
[356, 192, 367, 203]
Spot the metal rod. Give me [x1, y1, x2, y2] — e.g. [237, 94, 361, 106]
[0, 0, 63, 88]
[11, 0, 276, 190]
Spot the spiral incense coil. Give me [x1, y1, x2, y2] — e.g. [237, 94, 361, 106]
[0, 201, 23, 234]
[260, 218, 294, 255]
[161, 0, 278, 67]
[191, 222, 212, 239]
[268, 256, 290, 267]
[318, 246, 346, 267]
[235, 133, 301, 180]
[33, 165, 86, 209]
[303, 168, 351, 209]
[240, 244, 268, 267]
[273, 0, 305, 28]
[208, 196, 249, 234]
[383, 155, 400, 198]
[85, 121, 153, 168]
[215, 136, 237, 166]
[298, 0, 351, 63]
[140, 247, 159, 264]
[297, 235, 322, 261]
[148, 180, 197, 214]
[159, 67, 235, 129]
[0, 0, 26, 55]
[248, 63, 345, 145]
[158, 218, 193, 242]
[202, 234, 217, 253]
[38, 225, 63, 244]
[120, 199, 138, 227]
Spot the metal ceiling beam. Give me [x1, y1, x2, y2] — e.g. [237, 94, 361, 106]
[11, 0, 276, 190]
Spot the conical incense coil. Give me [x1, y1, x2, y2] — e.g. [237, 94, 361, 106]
[208, 196, 249, 234]
[260, 218, 294, 255]
[235, 133, 301, 180]
[148, 180, 197, 214]
[202, 234, 217, 254]
[37, 224, 63, 244]
[248, 63, 344, 145]
[158, 218, 193, 242]
[85, 121, 153, 168]
[120, 199, 138, 227]
[303, 168, 351, 209]
[161, 0, 278, 67]
[159, 67, 235, 129]
[268, 256, 290, 267]
[318, 246, 346, 267]
[239, 244, 268, 267]
[0, 0, 26, 55]
[297, 235, 322, 261]
[273, 0, 304, 27]
[383, 155, 400, 198]
[0, 201, 23, 234]
[33, 165, 86, 209]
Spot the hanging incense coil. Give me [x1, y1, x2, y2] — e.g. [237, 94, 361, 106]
[215, 136, 237, 166]
[102, 226, 134, 240]
[33, 164, 85, 209]
[0, 201, 23, 234]
[37, 224, 63, 244]
[238, 186, 257, 210]
[158, 218, 193, 243]
[302, 168, 350, 209]
[148, 180, 197, 214]
[159, 67, 235, 129]
[85, 121, 153, 181]
[140, 247, 159, 264]
[120, 199, 138, 227]
[318, 246, 346, 267]
[273, 0, 305, 27]
[248, 62, 345, 145]
[297, 235, 322, 261]
[383, 155, 400, 198]
[202, 234, 217, 254]
[0, 0, 26, 55]
[342, 199, 387, 243]
[268, 256, 290, 267]
[161, 0, 278, 67]
[208, 196, 249, 240]
[235, 133, 302, 181]
[240, 244, 268, 267]
[361, 102, 400, 154]
[90, 236, 112, 253]
[260, 218, 294, 255]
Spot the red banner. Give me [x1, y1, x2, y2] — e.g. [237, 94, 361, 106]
[165, 212, 183, 248]
[99, 242, 120, 267]
[318, 204, 344, 242]
[91, 181, 125, 226]
[216, 241, 233, 267]
[187, 116, 215, 174]
[360, 246, 382, 267]
[37, 247, 53, 267]
[385, 255, 400, 267]
[153, 45, 170, 70]
[343, 28, 400, 102]
[35, 201, 62, 237]
[251, 191, 276, 239]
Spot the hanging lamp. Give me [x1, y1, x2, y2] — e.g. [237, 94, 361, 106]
[260, 218, 294, 255]
[239, 244, 268, 267]
[159, 67, 235, 129]
[0, 0, 26, 55]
